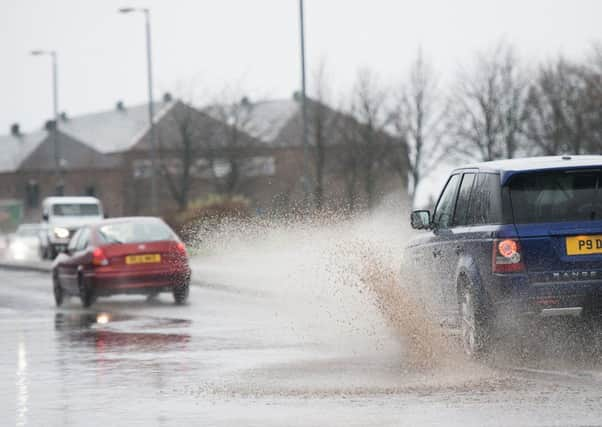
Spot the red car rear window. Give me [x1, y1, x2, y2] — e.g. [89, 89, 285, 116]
[98, 221, 175, 244]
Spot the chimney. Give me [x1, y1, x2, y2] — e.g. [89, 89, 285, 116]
[10, 123, 21, 137]
[59, 111, 68, 121]
[45, 120, 56, 131]
[116, 100, 125, 111]
[163, 92, 173, 103]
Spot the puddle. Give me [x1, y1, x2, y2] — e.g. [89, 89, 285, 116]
[54, 312, 190, 352]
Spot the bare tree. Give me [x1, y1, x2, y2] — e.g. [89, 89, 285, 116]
[155, 100, 217, 211]
[389, 50, 446, 205]
[524, 57, 588, 155]
[349, 69, 390, 210]
[304, 62, 350, 211]
[308, 63, 331, 210]
[205, 92, 260, 196]
[580, 45, 602, 153]
[450, 43, 529, 161]
[335, 112, 362, 212]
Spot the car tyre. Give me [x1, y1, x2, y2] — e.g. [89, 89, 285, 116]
[53, 272, 63, 307]
[146, 292, 160, 302]
[459, 281, 490, 359]
[173, 280, 189, 305]
[78, 274, 95, 308]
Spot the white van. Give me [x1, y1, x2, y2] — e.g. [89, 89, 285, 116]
[40, 196, 104, 259]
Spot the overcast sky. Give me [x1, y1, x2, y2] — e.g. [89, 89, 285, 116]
[2, 0, 602, 135]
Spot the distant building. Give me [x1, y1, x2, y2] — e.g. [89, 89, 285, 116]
[0, 94, 408, 224]
[206, 96, 408, 211]
[0, 124, 120, 223]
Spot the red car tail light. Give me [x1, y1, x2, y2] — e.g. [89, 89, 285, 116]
[92, 247, 109, 266]
[492, 238, 525, 273]
[176, 242, 187, 256]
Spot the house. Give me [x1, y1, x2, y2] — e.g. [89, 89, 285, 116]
[207, 95, 409, 212]
[0, 122, 121, 224]
[0, 93, 408, 226]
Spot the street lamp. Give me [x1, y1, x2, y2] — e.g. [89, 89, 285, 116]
[30, 49, 63, 195]
[118, 7, 159, 215]
[298, 0, 310, 205]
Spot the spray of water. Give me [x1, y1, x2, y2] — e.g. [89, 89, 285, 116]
[188, 205, 461, 371]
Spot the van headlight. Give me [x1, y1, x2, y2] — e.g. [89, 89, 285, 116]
[53, 227, 70, 239]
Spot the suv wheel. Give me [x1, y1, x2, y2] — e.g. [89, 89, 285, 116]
[173, 280, 189, 305]
[459, 282, 489, 358]
[53, 273, 63, 307]
[78, 274, 95, 308]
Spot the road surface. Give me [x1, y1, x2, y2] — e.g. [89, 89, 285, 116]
[1, 265, 602, 426]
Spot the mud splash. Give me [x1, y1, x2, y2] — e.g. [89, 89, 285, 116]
[342, 241, 457, 369]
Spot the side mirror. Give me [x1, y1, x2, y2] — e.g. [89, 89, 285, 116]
[410, 210, 431, 230]
[42, 213, 49, 221]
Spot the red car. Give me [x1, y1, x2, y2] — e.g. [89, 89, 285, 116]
[52, 217, 190, 307]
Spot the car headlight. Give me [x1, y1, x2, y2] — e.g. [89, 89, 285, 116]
[53, 227, 70, 239]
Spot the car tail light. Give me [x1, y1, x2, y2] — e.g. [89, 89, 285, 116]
[176, 242, 187, 257]
[92, 247, 109, 266]
[492, 239, 525, 273]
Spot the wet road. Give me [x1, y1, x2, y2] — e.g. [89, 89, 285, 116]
[2, 265, 602, 426]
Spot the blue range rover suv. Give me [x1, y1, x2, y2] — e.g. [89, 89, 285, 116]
[406, 155, 602, 357]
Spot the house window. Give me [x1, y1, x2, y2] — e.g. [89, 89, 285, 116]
[133, 159, 153, 179]
[192, 158, 231, 179]
[193, 159, 212, 179]
[213, 159, 231, 178]
[242, 156, 276, 177]
[26, 180, 39, 208]
[161, 158, 183, 176]
[133, 158, 184, 179]
[191, 157, 275, 179]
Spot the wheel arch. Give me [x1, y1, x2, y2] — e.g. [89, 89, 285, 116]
[455, 254, 484, 304]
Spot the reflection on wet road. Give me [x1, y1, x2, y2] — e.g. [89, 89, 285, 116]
[2, 268, 602, 426]
[54, 312, 191, 353]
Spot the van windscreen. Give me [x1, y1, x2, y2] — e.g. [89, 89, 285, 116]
[52, 204, 100, 216]
[508, 170, 600, 224]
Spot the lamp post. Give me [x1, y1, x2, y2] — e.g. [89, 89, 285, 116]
[119, 7, 158, 215]
[298, 0, 311, 205]
[30, 49, 63, 195]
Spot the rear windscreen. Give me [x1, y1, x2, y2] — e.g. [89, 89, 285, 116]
[508, 170, 600, 224]
[98, 221, 175, 244]
[52, 204, 100, 216]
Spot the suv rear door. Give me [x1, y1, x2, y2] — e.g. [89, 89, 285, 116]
[508, 169, 602, 277]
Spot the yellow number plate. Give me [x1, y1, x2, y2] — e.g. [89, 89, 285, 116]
[125, 254, 161, 264]
[566, 235, 602, 255]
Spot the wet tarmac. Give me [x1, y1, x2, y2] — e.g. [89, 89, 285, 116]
[2, 266, 602, 426]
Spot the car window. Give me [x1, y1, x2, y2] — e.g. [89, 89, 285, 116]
[467, 173, 503, 225]
[433, 174, 461, 229]
[508, 170, 600, 224]
[67, 229, 81, 253]
[75, 228, 90, 251]
[97, 220, 175, 244]
[52, 204, 100, 216]
[453, 173, 476, 226]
